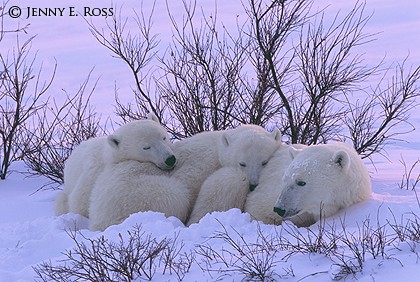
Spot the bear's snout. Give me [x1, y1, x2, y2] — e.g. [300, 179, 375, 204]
[165, 155, 177, 169]
[249, 183, 258, 191]
[273, 206, 286, 217]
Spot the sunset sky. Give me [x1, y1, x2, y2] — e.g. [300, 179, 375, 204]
[2, 0, 419, 118]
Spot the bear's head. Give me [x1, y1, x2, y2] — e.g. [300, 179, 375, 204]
[219, 125, 282, 192]
[106, 113, 176, 170]
[273, 143, 370, 227]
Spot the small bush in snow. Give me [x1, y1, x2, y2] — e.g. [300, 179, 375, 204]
[398, 157, 420, 191]
[33, 225, 193, 282]
[34, 212, 420, 281]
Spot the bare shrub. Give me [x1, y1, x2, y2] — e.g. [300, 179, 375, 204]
[345, 60, 420, 159]
[249, 0, 420, 154]
[87, 1, 284, 139]
[21, 70, 107, 189]
[161, 233, 195, 281]
[277, 211, 417, 280]
[86, 3, 162, 124]
[156, 0, 286, 138]
[33, 225, 193, 282]
[330, 215, 396, 280]
[398, 156, 420, 191]
[281, 216, 340, 257]
[0, 35, 55, 179]
[86, 0, 420, 158]
[195, 222, 281, 281]
[388, 211, 420, 244]
[33, 213, 420, 281]
[158, 1, 243, 136]
[0, 1, 30, 42]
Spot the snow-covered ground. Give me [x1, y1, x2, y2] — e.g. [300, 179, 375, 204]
[1, 0, 420, 281]
[0, 159, 419, 281]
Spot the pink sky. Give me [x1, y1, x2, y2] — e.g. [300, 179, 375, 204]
[2, 1, 420, 178]
[2, 0, 418, 117]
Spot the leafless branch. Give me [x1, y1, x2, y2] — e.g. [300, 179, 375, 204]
[21, 69, 108, 189]
[345, 58, 420, 158]
[0, 35, 55, 179]
[86, 2, 162, 122]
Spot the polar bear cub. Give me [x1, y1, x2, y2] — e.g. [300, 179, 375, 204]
[55, 137, 105, 216]
[89, 160, 190, 231]
[218, 125, 282, 191]
[170, 130, 225, 206]
[55, 114, 176, 218]
[186, 167, 249, 225]
[170, 125, 281, 213]
[273, 142, 371, 227]
[187, 125, 282, 225]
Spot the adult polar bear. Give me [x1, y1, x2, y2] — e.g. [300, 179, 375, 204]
[273, 142, 371, 227]
[55, 114, 176, 218]
[186, 125, 282, 225]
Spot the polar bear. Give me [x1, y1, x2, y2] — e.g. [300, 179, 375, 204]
[170, 130, 224, 207]
[55, 114, 176, 218]
[186, 167, 249, 225]
[186, 125, 282, 225]
[55, 137, 105, 216]
[218, 125, 282, 191]
[273, 142, 371, 227]
[86, 127, 224, 229]
[244, 144, 306, 225]
[172, 125, 281, 205]
[89, 160, 190, 231]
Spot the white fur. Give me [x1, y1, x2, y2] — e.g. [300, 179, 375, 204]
[187, 167, 249, 225]
[89, 160, 190, 231]
[55, 138, 106, 216]
[186, 125, 282, 225]
[219, 125, 282, 189]
[244, 144, 306, 224]
[273, 142, 371, 227]
[55, 114, 175, 218]
[170, 130, 225, 210]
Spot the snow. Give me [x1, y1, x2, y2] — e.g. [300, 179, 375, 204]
[1, 0, 420, 281]
[0, 160, 419, 281]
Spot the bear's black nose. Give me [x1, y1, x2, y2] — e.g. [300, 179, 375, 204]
[273, 207, 286, 217]
[249, 184, 257, 192]
[165, 155, 177, 168]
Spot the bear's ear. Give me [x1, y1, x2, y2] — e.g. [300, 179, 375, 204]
[271, 128, 282, 142]
[288, 146, 301, 159]
[107, 134, 120, 149]
[146, 112, 159, 123]
[332, 150, 350, 172]
[221, 131, 232, 147]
